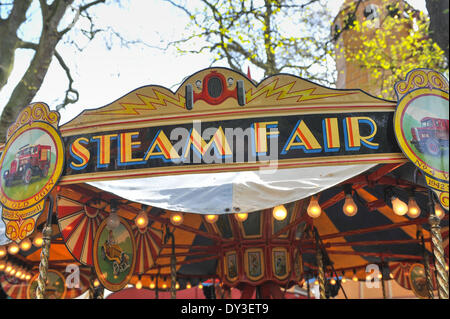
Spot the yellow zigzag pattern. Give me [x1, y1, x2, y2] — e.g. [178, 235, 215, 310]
[98, 90, 186, 115]
[246, 79, 350, 103]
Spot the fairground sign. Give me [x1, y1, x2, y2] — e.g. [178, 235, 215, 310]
[394, 69, 449, 210]
[0, 103, 65, 242]
[57, 67, 406, 184]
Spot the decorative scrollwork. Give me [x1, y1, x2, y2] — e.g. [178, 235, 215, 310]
[5, 218, 36, 243]
[6, 103, 60, 140]
[395, 69, 449, 100]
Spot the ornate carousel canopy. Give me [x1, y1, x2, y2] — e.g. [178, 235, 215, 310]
[0, 68, 448, 299]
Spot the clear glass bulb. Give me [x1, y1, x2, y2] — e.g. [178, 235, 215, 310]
[135, 280, 143, 290]
[307, 196, 321, 218]
[273, 205, 288, 221]
[234, 213, 248, 222]
[205, 214, 218, 223]
[391, 196, 408, 216]
[407, 197, 421, 218]
[135, 211, 149, 228]
[170, 212, 184, 225]
[343, 194, 358, 216]
[434, 202, 445, 219]
[8, 242, 19, 255]
[106, 212, 120, 229]
[20, 238, 32, 251]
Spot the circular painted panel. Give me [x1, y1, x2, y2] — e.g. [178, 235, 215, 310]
[409, 263, 431, 299]
[27, 270, 67, 299]
[0, 122, 64, 210]
[93, 217, 136, 291]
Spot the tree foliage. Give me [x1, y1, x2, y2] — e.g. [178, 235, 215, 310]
[165, 0, 335, 85]
[334, 0, 447, 100]
[0, 0, 129, 142]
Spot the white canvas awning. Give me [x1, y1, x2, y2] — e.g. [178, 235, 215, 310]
[89, 163, 376, 214]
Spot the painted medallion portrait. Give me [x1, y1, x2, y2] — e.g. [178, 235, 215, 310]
[0, 127, 58, 201]
[273, 250, 288, 278]
[226, 252, 238, 280]
[27, 270, 66, 299]
[246, 249, 263, 280]
[409, 263, 430, 299]
[399, 94, 448, 172]
[93, 217, 136, 291]
[394, 69, 449, 210]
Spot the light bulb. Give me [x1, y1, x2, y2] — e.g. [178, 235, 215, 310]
[198, 283, 203, 289]
[149, 282, 156, 289]
[343, 194, 358, 216]
[5, 264, 12, 273]
[205, 214, 218, 223]
[307, 196, 321, 218]
[33, 234, 43, 247]
[176, 282, 180, 290]
[186, 282, 192, 289]
[341, 277, 347, 283]
[407, 197, 421, 218]
[20, 238, 32, 251]
[8, 242, 19, 255]
[434, 202, 445, 219]
[0, 261, 5, 271]
[162, 283, 167, 289]
[330, 278, 336, 285]
[106, 212, 120, 229]
[391, 196, 408, 216]
[235, 213, 248, 222]
[135, 280, 143, 290]
[93, 279, 100, 287]
[25, 274, 31, 281]
[170, 212, 184, 226]
[0, 246, 6, 257]
[352, 275, 358, 282]
[314, 279, 319, 285]
[273, 205, 288, 221]
[135, 211, 149, 228]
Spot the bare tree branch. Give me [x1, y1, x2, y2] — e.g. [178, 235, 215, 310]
[54, 50, 79, 110]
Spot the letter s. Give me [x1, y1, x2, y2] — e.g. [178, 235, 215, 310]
[70, 137, 90, 170]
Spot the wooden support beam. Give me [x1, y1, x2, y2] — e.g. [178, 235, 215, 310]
[271, 214, 308, 239]
[316, 217, 430, 241]
[321, 163, 408, 210]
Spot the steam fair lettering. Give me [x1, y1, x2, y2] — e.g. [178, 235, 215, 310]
[0, 177, 55, 209]
[68, 115, 382, 171]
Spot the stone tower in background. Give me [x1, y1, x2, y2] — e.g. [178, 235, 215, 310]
[332, 0, 416, 97]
